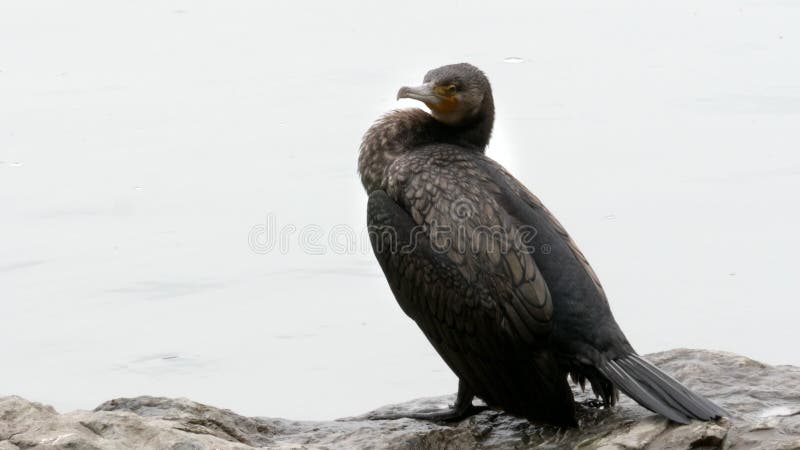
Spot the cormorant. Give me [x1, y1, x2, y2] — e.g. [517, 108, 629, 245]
[358, 63, 725, 426]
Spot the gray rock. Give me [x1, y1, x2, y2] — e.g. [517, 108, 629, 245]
[1, 349, 799, 449]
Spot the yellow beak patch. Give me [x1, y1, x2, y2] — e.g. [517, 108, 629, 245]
[426, 94, 458, 114]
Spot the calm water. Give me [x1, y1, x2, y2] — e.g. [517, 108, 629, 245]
[1, 0, 799, 420]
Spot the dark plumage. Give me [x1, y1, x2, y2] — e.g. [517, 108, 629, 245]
[358, 63, 725, 426]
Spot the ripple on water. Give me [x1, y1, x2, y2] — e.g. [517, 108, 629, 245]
[112, 353, 209, 375]
[759, 405, 799, 418]
[503, 57, 525, 64]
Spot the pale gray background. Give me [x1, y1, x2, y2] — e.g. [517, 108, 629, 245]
[1, 1, 798, 420]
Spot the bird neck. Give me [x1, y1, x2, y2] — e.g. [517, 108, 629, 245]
[358, 101, 494, 193]
[449, 93, 494, 150]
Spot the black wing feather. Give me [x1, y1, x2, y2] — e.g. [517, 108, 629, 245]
[478, 158, 726, 423]
[367, 189, 576, 425]
[370, 147, 725, 425]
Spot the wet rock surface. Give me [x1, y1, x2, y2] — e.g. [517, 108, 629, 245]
[1, 349, 798, 449]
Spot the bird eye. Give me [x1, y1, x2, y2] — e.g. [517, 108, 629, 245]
[435, 84, 458, 96]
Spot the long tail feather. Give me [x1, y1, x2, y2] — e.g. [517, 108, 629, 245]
[598, 354, 726, 424]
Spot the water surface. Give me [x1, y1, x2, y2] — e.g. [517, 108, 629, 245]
[1, 0, 799, 420]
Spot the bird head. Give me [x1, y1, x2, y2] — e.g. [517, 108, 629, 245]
[397, 63, 492, 126]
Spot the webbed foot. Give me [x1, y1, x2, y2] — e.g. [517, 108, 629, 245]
[357, 379, 487, 423]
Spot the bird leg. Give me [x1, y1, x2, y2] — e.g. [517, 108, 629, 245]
[367, 380, 488, 422]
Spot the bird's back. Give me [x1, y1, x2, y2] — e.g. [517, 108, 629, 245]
[482, 160, 635, 361]
[383, 145, 631, 362]
[372, 144, 629, 422]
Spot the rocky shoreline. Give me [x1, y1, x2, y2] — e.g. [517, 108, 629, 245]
[2, 349, 799, 449]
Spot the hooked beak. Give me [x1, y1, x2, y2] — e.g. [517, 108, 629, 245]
[397, 83, 438, 103]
